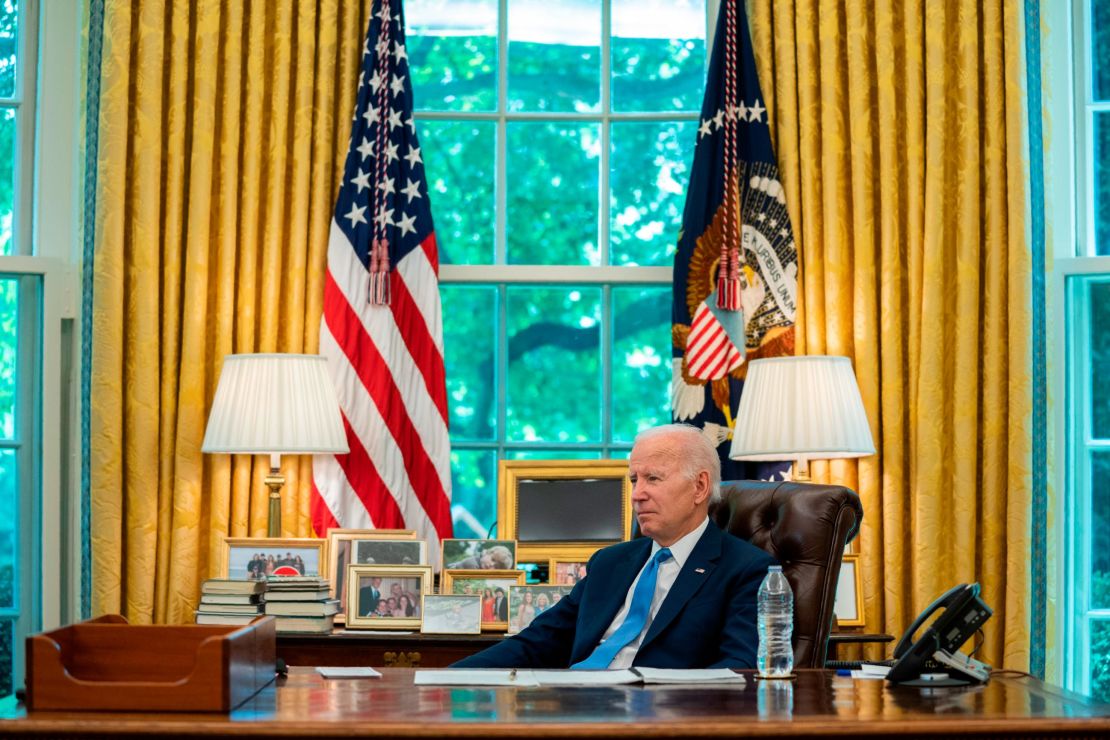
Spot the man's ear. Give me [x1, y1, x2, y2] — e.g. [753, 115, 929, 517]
[692, 470, 711, 505]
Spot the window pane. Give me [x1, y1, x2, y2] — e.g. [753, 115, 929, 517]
[450, 448, 497, 538]
[506, 286, 601, 442]
[1092, 450, 1110, 609]
[0, 619, 10, 699]
[508, 0, 600, 112]
[0, 448, 13, 610]
[1094, 0, 1110, 102]
[407, 0, 497, 112]
[610, 121, 693, 266]
[507, 122, 600, 265]
[443, 285, 496, 440]
[1092, 281, 1110, 438]
[611, 0, 705, 112]
[0, 1, 15, 100]
[1095, 113, 1110, 256]
[0, 277, 14, 439]
[421, 120, 495, 264]
[506, 449, 602, 459]
[1091, 619, 1110, 702]
[611, 286, 671, 442]
[0, 108, 14, 256]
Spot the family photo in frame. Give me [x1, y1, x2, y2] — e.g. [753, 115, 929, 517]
[507, 584, 574, 634]
[441, 538, 516, 570]
[222, 537, 325, 580]
[346, 564, 432, 630]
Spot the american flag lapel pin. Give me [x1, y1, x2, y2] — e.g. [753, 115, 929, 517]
[695, 568, 706, 574]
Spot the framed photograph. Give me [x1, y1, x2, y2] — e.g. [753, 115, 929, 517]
[420, 594, 482, 635]
[346, 564, 432, 630]
[497, 460, 632, 563]
[548, 559, 588, 586]
[441, 539, 517, 570]
[507, 584, 574, 634]
[835, 553, 864, 627]
[440, 569, 526, 632]
[324, 529, 417, 624]
[222, 537, 326, 580]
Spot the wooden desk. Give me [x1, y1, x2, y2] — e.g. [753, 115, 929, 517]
[277, 631, 894, 668]
[2, 668, 1109, 738]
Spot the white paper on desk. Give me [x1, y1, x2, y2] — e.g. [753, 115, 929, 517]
[316, 666, 382, 679]
[414, 670, 540, 687]
[532, 670, 641, 686]
[634, 668, 746, 685]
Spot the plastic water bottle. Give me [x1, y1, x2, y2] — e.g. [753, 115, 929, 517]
[757, 564, 794, 677]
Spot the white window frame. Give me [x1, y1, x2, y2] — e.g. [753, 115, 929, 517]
[1045, 0, 1110, 694]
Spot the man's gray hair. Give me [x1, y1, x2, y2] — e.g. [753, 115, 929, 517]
[633, 423, 722, 503]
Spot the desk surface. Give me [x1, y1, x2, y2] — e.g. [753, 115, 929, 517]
[3, 668, 1109, 738]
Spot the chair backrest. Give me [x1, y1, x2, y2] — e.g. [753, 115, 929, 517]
[709, 480, 863, 668]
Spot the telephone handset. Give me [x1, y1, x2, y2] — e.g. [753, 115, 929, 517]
[886, 583, 993, 686]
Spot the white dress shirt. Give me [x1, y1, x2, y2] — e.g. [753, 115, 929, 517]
[598, 517, 710, 669]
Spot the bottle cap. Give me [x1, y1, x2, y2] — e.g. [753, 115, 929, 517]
[768, 565, 782, 572]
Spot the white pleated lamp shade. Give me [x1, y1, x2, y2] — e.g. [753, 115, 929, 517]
[729, 356, 874, 462]
[201, 354, 349, 455]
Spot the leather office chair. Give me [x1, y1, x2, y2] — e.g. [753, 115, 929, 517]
[709, 480, 864, 668]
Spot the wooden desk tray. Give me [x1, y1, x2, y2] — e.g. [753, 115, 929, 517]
[25, 614, 277, 712]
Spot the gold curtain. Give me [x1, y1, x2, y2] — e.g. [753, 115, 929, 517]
[90, 0, 373, 623]
[748, 0, 1032, 669]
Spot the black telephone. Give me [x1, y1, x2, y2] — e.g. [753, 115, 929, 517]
[885, 583, 993, 686]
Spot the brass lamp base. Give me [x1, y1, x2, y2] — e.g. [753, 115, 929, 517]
[264, 467, 285, 537]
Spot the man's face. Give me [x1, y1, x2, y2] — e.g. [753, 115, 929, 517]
[629, 432, 709, 546]
[370, 578, 382, 588]
[391, 583, 403, 596]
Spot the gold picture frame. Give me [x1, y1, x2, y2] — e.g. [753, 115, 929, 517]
[439, 569, 526, 632]
[507, 584, 575, 634]
[497, 459, 632, 563]
[346, 564, 432, 630]
[548, 558, 588, 586]
[834, 553, 864, 628]
[221, 537, 326, 580]
[324, 529, 418, 624]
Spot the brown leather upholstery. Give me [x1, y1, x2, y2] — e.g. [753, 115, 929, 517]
[709, 480, 863, 668]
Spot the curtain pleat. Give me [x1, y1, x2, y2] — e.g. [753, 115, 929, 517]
[748, 0, 1032, 669]
[91, 0, 373, 624]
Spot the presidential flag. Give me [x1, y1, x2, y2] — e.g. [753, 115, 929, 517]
[671, 0, 798, 481]
[312, 0, 453, 564]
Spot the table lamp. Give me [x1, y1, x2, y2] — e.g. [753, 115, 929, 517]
[201, 353, 348, 536]
[729, 355, 874, 480]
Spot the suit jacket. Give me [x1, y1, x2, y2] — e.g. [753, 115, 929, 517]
[359, 584, 381, 616]
[495, 595, 508, 621]
[453, 524, 775, 669]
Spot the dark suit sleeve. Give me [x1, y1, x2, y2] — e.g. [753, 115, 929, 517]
[452, 578, 586, 668]
[708, 548, 776, 669]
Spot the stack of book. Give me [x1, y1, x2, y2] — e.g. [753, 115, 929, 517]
[194, 579, 267, 625]
[264, 576, 339, 634]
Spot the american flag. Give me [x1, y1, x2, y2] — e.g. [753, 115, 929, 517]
[671, 0, 797, 481]
[312, 0, 453, 564]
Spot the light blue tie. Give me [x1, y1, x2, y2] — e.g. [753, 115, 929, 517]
[571, 547, 672, 670]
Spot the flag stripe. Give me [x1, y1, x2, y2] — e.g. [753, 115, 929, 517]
[316, 325, 444, 554]
[323, 269, 452, 539]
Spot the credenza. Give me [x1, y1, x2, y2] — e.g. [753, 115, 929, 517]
[275, 630, 894, 667]
[2, 667, 1108, 738]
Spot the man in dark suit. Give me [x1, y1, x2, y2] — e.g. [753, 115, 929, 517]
[493, 588, 508, 621]
[453, 424, 775, 670]
[359, 577, 383, 617]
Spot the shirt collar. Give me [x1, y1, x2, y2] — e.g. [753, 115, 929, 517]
[651, 516, 709, 569]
